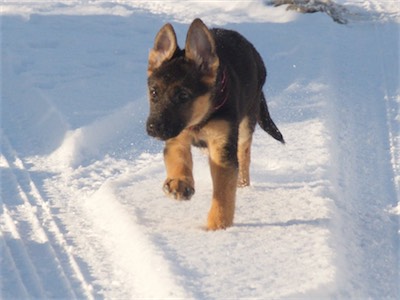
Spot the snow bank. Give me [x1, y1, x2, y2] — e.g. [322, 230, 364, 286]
[1, 0, 296, 24]
[2, 0, 399, 24]
[47, 101, 146, 168]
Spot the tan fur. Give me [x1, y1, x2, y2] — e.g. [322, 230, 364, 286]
[148, 23, 177, 76]
[163, 130, 194, 200]
[197, 120, 238, 230]
[237, 117, 252, 187]
[185, 19, 219, 85]
[187, 93, 212, 128]
[199, 56, 219, 86]
[207, 161, 237, 230]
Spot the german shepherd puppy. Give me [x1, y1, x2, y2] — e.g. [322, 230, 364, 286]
[146, 19, 284, 230]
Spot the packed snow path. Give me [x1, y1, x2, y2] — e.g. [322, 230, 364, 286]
[1, 1, 399, 299]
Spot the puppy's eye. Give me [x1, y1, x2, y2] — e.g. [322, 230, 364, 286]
[174, 90, 191, 103]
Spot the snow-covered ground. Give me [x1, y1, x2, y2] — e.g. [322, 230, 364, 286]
[1, 0, 399, 299]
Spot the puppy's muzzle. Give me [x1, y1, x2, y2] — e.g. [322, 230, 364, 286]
[146, 119, 165, 139]
[146, 118, 180, 141]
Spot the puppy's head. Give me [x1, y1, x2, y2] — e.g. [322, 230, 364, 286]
[146, 19, 219, 141]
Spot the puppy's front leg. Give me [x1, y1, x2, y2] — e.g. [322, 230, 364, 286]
[163, 132, 195, 200]
[205, 121, 238, 230]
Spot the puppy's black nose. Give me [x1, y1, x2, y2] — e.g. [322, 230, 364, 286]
[146, 122, 159, 137]
[146, 118, 180, 141]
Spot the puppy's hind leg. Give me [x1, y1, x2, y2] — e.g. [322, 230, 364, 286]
[237, 116, 255, 187]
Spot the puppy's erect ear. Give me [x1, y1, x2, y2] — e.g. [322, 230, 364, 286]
[185, 19, 219, 82]
[148, 23, 177, 75]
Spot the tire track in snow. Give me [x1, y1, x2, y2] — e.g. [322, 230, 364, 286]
[45, 153, 193, 299]
[1, 205, 42, 299]
[0, 133, 94, 299]
[81, 179, 192, 299]
[324, 23, 399, 298]
[26, 134, 191, 297]
[375, 23, 400, 206]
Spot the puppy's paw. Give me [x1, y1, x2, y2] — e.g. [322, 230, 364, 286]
[163, 178, 195, 200]
[206, 214, 233, 231]
[206, 201, 234, 230]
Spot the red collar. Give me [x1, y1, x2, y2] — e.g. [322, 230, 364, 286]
[214, 67, 228, 111]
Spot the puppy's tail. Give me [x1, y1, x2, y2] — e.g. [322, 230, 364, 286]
[257, 93, 285, 144]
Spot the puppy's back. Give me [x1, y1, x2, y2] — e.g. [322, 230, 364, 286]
[211, 28, 266, 90]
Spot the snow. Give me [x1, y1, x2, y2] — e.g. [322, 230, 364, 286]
[1, 0, 399, 299]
